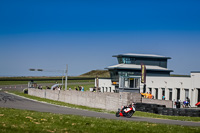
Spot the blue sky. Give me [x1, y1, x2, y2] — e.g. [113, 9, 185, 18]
[0, 0, 200, 76]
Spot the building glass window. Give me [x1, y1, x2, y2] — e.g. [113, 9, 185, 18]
[119, 76, 140, 89]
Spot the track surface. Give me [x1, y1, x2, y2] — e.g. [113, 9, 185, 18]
[0, 91, 200, 127]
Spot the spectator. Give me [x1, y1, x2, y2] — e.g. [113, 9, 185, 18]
[145, 92, 149, 98]
[78, 86, 81, 91]
[81, 86, 84, 92]
[46, 86, 50, 89]
[148, 92, 152, 99]
[162, 95, 166, 100]
[186, 97, 190, 107]
[57, 86, 61, 90]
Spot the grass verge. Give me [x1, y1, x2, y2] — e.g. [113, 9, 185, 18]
[8, 91, 200, 122]
[0, 108, 200, 133]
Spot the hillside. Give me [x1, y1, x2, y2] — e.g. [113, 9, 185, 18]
[80, 70, 110, 78]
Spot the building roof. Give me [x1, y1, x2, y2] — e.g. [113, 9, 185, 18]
[106, 64, 173, 72]
[112, 53, 171, 59]
[191, 71, 200, 73]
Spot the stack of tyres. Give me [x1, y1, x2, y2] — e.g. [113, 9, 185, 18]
[135, 103, 145, 111]
[178, 109, 186, 116]
[135, 103, 200, 117]
[173, 109, 179, 116]
[157, 105, 166, 108]
[149, 104, 158, 113]
[192, 110, 200, 117]
[157, 107, 164, 115]
[144, 104, 151, 113]
[167, 108, 174, 116]
[185, 109, 193, 117]
[162, 108, 168, 115]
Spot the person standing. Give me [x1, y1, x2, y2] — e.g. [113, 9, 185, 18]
[81, 86, 84, 92]
[186, 97, 190, 107]
[78, 86, 81, 91]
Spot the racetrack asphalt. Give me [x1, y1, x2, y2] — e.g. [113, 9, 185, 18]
[0, 91, 200, 127]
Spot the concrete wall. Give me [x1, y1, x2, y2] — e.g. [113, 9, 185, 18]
[28, 88, 141, 111]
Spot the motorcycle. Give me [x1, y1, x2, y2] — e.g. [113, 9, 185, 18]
[116, 103, 135, 118]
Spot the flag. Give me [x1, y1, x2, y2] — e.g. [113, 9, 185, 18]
[141, 63, 146, 83]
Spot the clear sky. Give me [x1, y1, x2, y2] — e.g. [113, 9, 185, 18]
[0, 0, 200, 76]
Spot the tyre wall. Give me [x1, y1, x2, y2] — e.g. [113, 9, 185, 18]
[135, 103, 200, 117]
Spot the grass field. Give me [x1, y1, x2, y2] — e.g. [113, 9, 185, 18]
[0, 108, 200, 133]
[0, 79, 94, 86]
[9, 91, 200, 122]
[0, 75, 95, 85]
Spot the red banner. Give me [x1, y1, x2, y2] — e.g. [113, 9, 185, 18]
[141, 63, 146, 83]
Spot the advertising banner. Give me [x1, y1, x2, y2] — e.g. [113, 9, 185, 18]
[141, 63, 146, 83]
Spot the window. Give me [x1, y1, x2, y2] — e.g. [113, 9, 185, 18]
[169, 88, 172, 100]
[119, 76, 140, 88]
[177, 88, 180, 101]
[155, 88, 158, 99]
[162, 88, 165, 96]
[149, 88, 152, 94]
[185, 89, 189, 99]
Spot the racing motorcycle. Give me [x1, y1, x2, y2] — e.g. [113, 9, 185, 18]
[116, 103, 135, 118]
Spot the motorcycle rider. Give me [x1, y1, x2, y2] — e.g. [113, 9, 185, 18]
[121, 103, 135, 116]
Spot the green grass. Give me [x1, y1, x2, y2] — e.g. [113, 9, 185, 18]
[0, 81, 29, 85]
[0, 79, 94, 86]
[8, 91, 200, 122]
[0, 108, 200, 133]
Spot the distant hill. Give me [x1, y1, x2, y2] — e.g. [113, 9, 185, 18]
[80, 70, 110, 78]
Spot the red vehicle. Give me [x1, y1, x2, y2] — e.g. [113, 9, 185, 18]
[116, 103, 135, 118]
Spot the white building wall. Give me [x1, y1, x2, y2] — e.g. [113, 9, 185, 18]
[191, 72, 200, 107]
[142, 76, 191, 105]
[95, 79, 115, 93]
[97, 72, 200, 107]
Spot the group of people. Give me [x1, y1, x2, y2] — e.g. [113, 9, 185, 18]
[75, 86, 84, 91]
[141, 92, 154, 99]
[52, 86, 61, 90]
